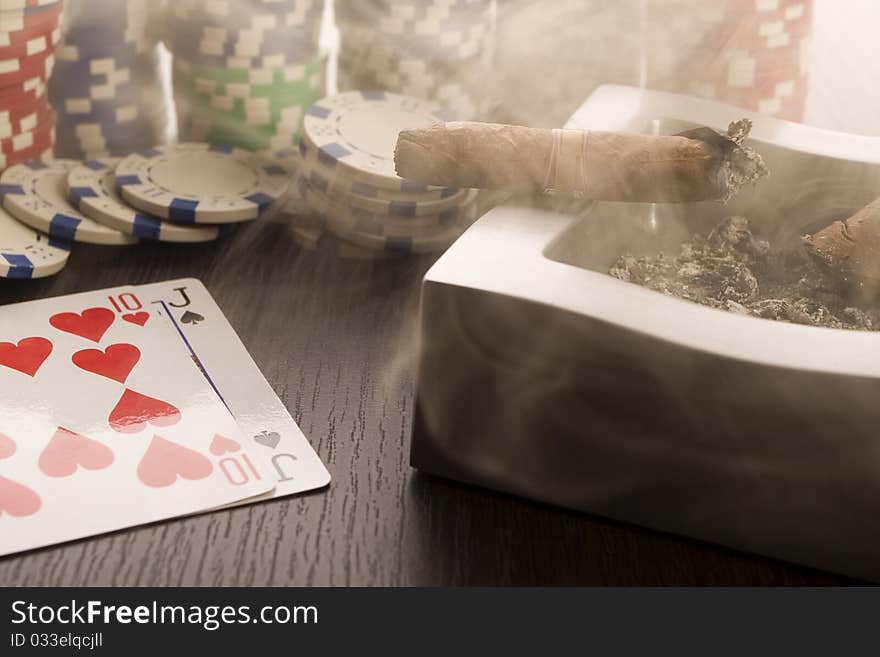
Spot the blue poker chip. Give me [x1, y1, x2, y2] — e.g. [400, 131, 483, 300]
[54, 112, 161, 136]
[55, 33, 155, 61]
[48, 57, 159, 95]
[47, 0, 163, 161]
[54, 102, 148, 127]
[54, 127, 159, 159]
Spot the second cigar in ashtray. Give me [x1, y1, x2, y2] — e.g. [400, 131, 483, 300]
[394, 121, 768, 204]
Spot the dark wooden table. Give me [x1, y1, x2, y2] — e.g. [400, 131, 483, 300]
[0, 218, 855, 585]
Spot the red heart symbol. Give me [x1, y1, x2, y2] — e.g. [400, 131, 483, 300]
[0, 337, 53, 377]
[109, 388, 181, 434]
[122, 312, 149, 327]
[72, 343, 141, 384]
[0, 433, 15, 459]
[209, 434, 241, 456]
[38, 427, 115, 478]
[50, 307, 115, 343]
[0, 475, 42, 517]
[137, 436, 213, 488]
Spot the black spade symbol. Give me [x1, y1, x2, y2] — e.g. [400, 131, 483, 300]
[180, 310, 205, 325]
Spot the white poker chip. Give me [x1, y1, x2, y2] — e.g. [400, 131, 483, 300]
[296, 173, 478, 234]
[298, 161, 470, 218]
[0, 202, 69, 279]
[0, 159, 138, 245]
[302, 91, 452, 192]
[115, 142, 292, 223]
[67, 158, 226, 243]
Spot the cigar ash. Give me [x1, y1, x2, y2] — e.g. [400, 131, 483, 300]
[610, 215, 880, 331]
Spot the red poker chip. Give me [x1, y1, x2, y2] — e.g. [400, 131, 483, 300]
[0, 131, 52, 171]
[0, 112, 53, 156]
[0, 49, 54, 89]
[0, 79, 46, 110]
[0, 2, 63, 44]
[0, 88, 47, 120]
[0, 18, 59, 60]
[0, 96, 51, 139]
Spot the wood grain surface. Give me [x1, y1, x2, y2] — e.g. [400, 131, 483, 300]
[0, 219, 856, 585]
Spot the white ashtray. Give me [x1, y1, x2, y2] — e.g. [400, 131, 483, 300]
[411, 85, 880, 581]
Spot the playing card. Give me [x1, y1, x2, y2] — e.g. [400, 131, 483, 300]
[137, 279, 330, 501]
[0, 286, 275, 556]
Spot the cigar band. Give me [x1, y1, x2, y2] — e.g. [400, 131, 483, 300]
[543, 129, 588, 197]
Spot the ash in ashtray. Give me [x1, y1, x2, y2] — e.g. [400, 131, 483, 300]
[610, 216, 880, 331]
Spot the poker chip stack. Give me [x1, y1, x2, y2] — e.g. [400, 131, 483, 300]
[646, 0, 812, 122]
[166, 0, 327, 153]
[47, 0, 166, 159]
[286, 90, 480, 259]
[0, 0, 62, 172]
[336, 0, 496, 121]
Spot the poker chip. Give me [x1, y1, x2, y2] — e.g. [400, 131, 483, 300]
[0, 16, 59, 59]
[0, 50, 54, 88]
[48, 0, 166, 159]
[670, 0, 811, 122]
[293, 90, 483, 257]
[115, 143, 292, 224]
[0, 95, 50, 135]
[322, 195, 477, 256]
[0, 2, 62, 37]
[165, 0, 322, 68]
[337, 0, 493, 62]
[278, 192, 401, 260]
[177, 116, 299, 153]
[0, 136, 51, 170]
[296, 173, 478, 232]
[0, 159, 138, 245]
[302, 91, 453, 192]
[172, 60, 325, 151]
[0, 1, 60, 171]
[296, 158, 458, 201]
[298, 161, 469, 218]
[67, 158, 227, 243]
[338, 47, 490, 120]
[336, 0, 495, 119]
[167, 0, 325, 151]
[0, 202, 69, 279]
[0, 115, 53, 156]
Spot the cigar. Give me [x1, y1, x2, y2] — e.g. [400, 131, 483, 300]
[394, 119, 768, 203]
[803, 197, 880, 292]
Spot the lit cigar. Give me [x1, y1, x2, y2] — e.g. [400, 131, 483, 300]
[803, 197, 880, 292]
[394, 120, 768, 203]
